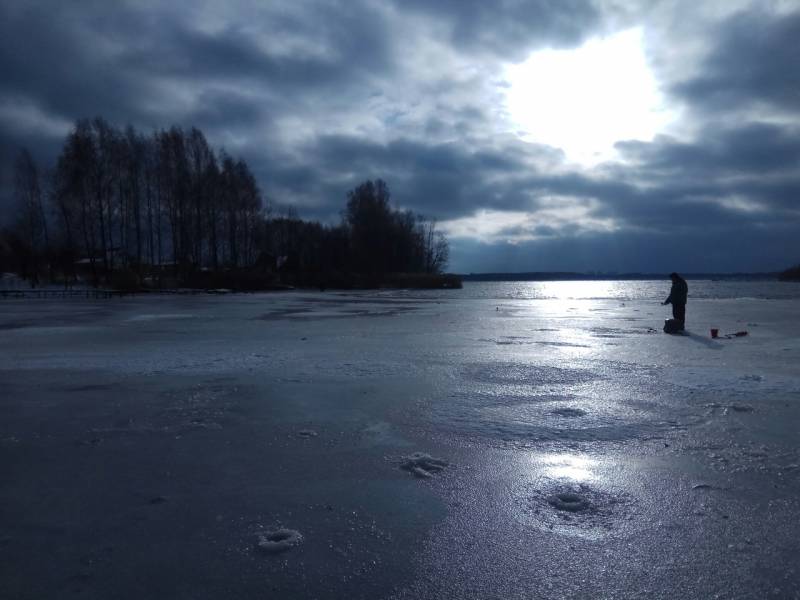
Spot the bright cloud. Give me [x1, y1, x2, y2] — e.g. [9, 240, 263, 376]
[441, 197, 617, 244]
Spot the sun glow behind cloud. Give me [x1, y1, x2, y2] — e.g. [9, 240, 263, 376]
[504, 28, 675, 166]
[441, 197, 617, 244]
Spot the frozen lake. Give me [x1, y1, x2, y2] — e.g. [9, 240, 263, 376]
[2, 280, 799, 598]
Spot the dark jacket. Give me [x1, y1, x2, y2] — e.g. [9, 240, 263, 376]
[665, 276, 688, 305]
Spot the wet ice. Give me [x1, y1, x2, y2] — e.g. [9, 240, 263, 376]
[2, 281, 800, 599]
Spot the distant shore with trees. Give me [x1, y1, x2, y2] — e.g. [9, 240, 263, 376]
[778, 265, 800, 281]
[0, 118, 459, 292]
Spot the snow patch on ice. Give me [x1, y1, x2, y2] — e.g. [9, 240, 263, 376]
[705, 402, 755, 416]
[400, 452, 448, 478]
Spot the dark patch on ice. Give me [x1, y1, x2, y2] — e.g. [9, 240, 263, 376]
[589, 326, 656, 338]
[690, 483, 729, 491]
[75, 437, 103, 447]
[256, 308, 313, 319]
[535, 341, 591, 348]
[64, 383, 115, 393]
[149, 496, 169, 504]
[589, 327, 625, 337]
[255, 528, 303, 553]
[706, 402, 756, 416]
[78, 546, 114, 568]
[65, 571, 94, 588]
[87, 383, 240, 437]
[479, 337, 535, 346]
[186, 419, 223, 430]
[0, 321, 36, 330]
[400, 452, 448, 478]
[205, 376, 237, 383]
[551, 407, 587, 418]
[463, 362, 598, 387]
[256, 303, 418, 321]
[302, 296, 423, 306]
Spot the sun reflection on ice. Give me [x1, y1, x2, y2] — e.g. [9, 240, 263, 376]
[536, 280, 620, 300]
[539, 453, 595, 482]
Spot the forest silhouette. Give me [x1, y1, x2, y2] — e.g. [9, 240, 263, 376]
[1, 118, 455, 291]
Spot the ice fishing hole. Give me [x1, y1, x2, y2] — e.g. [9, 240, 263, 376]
[255, 528, 304, 553]
[548, 492, 590, 512]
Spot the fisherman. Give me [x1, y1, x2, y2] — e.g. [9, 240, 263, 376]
[662, 272, 688, 330]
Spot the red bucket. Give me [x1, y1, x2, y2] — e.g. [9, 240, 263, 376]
[710, 328, 719, 338]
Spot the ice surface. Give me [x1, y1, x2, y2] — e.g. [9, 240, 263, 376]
[1, 281, 799, 599]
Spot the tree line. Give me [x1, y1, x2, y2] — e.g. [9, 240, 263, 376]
[1, 118, 452, 289]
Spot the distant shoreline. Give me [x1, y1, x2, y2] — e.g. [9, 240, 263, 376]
[4, 272, 797, 300]
[458, 272, 782, 282]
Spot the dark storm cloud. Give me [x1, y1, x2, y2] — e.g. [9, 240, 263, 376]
[671, 8, 800, 115]
[0, 0, 395, 215]
[0, 1, 393, 131]
[616, 123, 800, 176]
[395, 0, 601, 59]
[449, 222, 800, 274]
[0, 3, 160, 127]
[611, 122, 800, 220]
[300, 126, 797, 229]
[307, 135, 538, 180]
[294, 134, 568, 218]
[183, 90, 268, 131]
[245, 118, 798, 248]
[115, 5, 392, 87]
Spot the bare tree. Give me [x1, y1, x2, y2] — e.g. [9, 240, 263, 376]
[13, 149, 48, 284]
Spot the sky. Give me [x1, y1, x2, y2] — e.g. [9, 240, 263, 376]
[1, 0, 799, 273]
